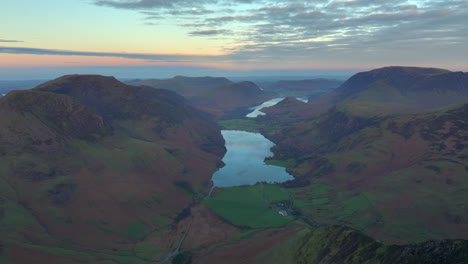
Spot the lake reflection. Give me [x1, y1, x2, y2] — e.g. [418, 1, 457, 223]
[212, 130, 294, 187]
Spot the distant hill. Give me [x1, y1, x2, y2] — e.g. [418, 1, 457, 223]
[260, 97, 311, 121]
[259, 78, 343, 99]
[129, 76, 270, 119]
[128, 76, 232, 96]
[0, 75, 226, 263]
[313, 66, 468, 114]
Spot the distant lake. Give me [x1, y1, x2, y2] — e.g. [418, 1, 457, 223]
[246, 97, 308, 118]
[212, 130, 294, 187]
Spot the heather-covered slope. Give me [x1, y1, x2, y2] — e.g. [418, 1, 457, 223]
[129, 76, 270, 119]
[264, 101, 468, 243]
[0, 75, 226, 263]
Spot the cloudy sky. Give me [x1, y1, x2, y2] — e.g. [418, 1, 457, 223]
[1, 0, 467, 78]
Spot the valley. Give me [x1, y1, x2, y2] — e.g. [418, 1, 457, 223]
[1, 67, 467, 264]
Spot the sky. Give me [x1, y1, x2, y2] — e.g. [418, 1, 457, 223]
[1, 0, 467, 79]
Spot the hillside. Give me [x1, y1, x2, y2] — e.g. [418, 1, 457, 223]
[261, 100, 468, 243]
[191, 81, 270, 117]
[129, 76, 270, 119]
[0, 75, 226, 263]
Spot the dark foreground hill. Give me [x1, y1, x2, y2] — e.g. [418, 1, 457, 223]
[0, 75, 226, 263]
[193, 225, 468, 264]
[129, 76, 270, 119]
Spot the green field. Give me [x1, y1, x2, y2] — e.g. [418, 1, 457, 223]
[206, 184, 294, 228]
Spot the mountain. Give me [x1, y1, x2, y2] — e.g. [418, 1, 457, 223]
[312, 66, 468, 114]
[129, 76, 270, 119]
[261, 100, 468, 243]
[259, 78, 343, 99]
[0, 75, 226, 263]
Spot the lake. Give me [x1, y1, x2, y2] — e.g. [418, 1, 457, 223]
[211, 130, 294, 187]
[246, 97, 308, 118]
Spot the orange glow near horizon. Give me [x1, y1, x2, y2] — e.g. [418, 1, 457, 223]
[0, 53, 353, 70]
[1, 53, 466, 73]
[0, 53, 233, 69]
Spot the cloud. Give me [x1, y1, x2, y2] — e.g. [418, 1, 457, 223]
[11, 0, 468, 68]
[94, 0, 186, 9]
[189, 29, 231, 36]
[0, 46, 222, 63]
[0, 39, 23, 43]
